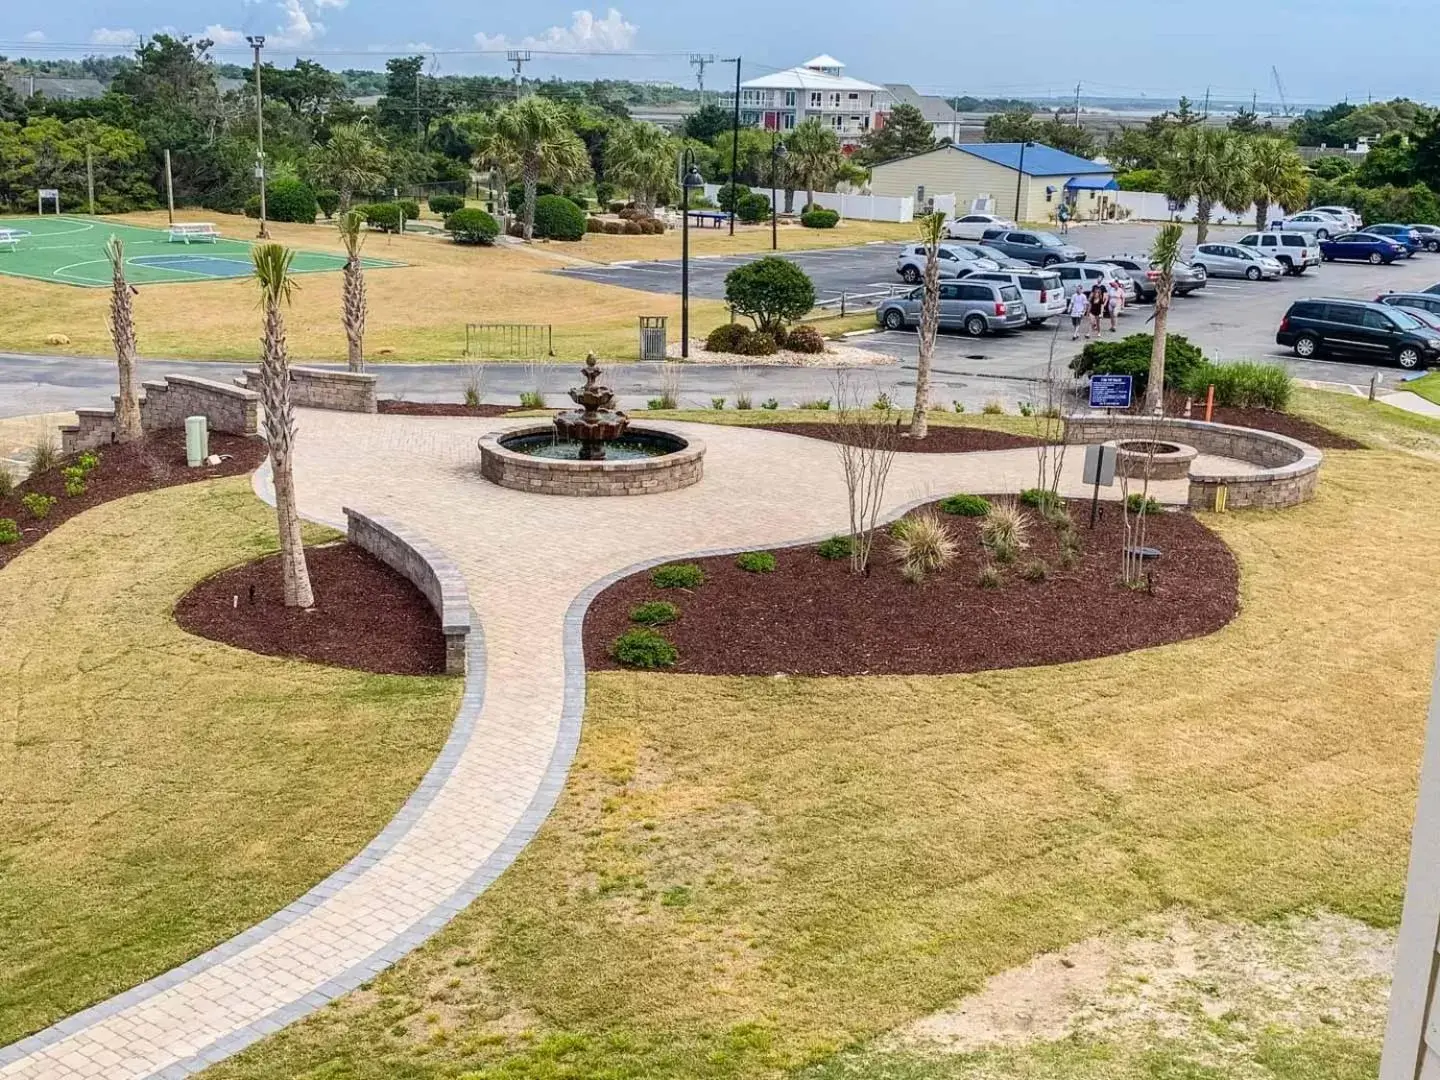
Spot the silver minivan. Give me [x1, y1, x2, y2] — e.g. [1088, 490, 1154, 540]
[1238, 230, 1321, 275]
[895, 243, 997, 283]
[875, 280, 1029, 336]
[966, 269, 1066, 326]
[1048, 262, 1138, 301]
[1190, 242, 1285, 281]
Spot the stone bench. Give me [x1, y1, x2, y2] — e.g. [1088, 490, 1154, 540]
[238, 366, 377, 414]
[1063, 414, 1323, 510]
[343, 507, 470, 675]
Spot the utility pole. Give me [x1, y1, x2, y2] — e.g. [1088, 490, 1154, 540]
[1203, 86, 1211, 120]
[1074, 81, 1081, 127]
[689, 54, 716, 104]
[85, 145, 95, 215]
[247, 35, 269, 239]
[415, 70, 423, 144]
[164, 148, 175, 225]
[507, 50, 531, 99]
[724, 56, 741, 236]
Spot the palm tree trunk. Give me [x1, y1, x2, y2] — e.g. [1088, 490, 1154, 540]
[343, 255, 366, 373]
[911, 254, 939, 439]
[1144, 277, 1173, 413]
[258, 300, 314, 608]
[1254, 196, 1270, 234]
[806, 182, 815, 208]
[339, 183, 352, 214]
[1195, 196, 1213, 243]
[522, 159, 539, 241]
[109, 250, 143, 442]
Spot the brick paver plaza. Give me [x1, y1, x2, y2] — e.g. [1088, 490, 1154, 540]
[0, 412, 1206, 1079]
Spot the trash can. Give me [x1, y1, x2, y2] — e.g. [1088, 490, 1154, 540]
[185, 415, 209, 467]
[639, 316, 668, 361]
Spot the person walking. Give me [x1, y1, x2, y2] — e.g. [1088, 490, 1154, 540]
[1068, 287, 1090, 341]
[1057, 201, 1070, 235]
[1087, 281, 1107, 337]
[1105, 277, 1124, 332]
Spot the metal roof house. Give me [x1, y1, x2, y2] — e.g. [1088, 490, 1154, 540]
[868, 141, 1117, 221]
[721, 55, 891, 147]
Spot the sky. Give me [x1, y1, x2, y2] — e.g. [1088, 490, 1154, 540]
[4, 0, 1440, 106]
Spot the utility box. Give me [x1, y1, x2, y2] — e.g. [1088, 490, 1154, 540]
[185, 415, 209, 467]
[639, 316, 668, 361]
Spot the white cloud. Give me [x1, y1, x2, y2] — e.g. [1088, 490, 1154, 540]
[203, 0, 331, 50]
[89, 27, 140, 46]
[23, 30, 46, 42]
[474, 8, 637, 53]
[202, 24, 250, 47]
[313, 0, 348, 9]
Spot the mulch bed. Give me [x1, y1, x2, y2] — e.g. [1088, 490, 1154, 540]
[174, 542, 447, 676]
[755, 423, 1047, 453]
[377, 401, 525, 417]
[1198, 406, 1364, 450]
[584, 498, 1239, 677]
[0, 431, 268, 571]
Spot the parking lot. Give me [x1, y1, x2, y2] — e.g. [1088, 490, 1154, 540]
[558, 221, 1440, 390]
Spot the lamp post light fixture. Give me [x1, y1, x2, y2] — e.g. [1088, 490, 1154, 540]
[770, 133, 788, 251]
[1013, 138, 1035, 226]
[681, 152, 704, 360]
[246, 35, 269, 239]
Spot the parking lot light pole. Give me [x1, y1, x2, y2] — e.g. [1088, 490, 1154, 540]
[247, 35, 269, 240]
[1013, 139, 1033, 226]
[770, 133, 788, 251]
[681, 152, 704, 359]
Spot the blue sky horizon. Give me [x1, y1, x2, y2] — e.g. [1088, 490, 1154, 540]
[3, 0, 1438, 106]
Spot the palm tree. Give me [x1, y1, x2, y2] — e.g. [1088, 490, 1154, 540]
[461, 112, 520, 208]
[605, 121, 678, 211]
[1246, 137, 1309, 233]
[1161, 128, 1250, 243]
[492, 96, 592, 240]
[911, 211, 946, 439]
[252, 244, 314, 609]
[337, 210, 367, 373]
[785, 119, 843, 207]
[310, 123, 387, 213]
[1144, 223, 1185, 412]
[104, 237, 142, 442]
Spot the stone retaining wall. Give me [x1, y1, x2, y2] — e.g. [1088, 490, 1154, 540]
[344, 507, 470, 675]
[60, 376, 260, 454]
[478, 425, 705, 496]
[240, 366, 377, 414]
[1064, 414, 1322, 510]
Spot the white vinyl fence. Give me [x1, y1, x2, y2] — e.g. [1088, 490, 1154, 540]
[699, 184, 914, 222]
[1115, 189, 1285, 227]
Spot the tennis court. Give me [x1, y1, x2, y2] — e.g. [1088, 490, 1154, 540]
[0, 215, 400, 288]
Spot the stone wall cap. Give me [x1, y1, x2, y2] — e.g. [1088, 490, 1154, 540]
[164, 374, 261, 402]
[342, 506, 470, 634]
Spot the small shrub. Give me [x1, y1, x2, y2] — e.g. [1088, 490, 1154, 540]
[76, 451, 100, 474]
[518, 390, 546, 409]
[611, 628, 678, 669]
[646, 399, 665, 410]
[817, 535, 853, 560]
[1018, 401, 1035, 417]
[1071, 332, 1206, 393]
[705, 323, 750, 354]
[29, 433, 58, 474]
[1019, 487, 1062, 513]
[800, 207, 840, 229]
[724, 256, 817, 335]
[0, 466, 12, 499]
[446, 208, 500, 245]
[608, 201, 626, 214]
[630, 600, 679, 626]
[567, 194, 590, 212]
[1020, 558, 1050, 582]
[651, 562, 705, 589]
[1182, 360, 1294, 410]
[891, 512, 956, 581]
[508, 183, 556, 212]
[315, 189, 341, 219]
[603, 220, 624, 234]
[982, 400, 1005, 415]
[797, 397, 831, 410]
[363, 203, 404, 233]
[533, 194, 587, 241]
[981, 499, 1029, 564]
[22, 492, 56, 520]
[736, 192, 770, 224]
[266, 178, 319, 223]
[1059, 536, 1082, 570]
[1126, 493, 1163, 514]
[761, 398, 779, 410]
[736, 331, 777, 356]
[622, 220, 645, 235]
[586, 216, 605, 233]
[785, 325, 826, 354]
[61, 465, 86, 497]
[736, 551, 777, 573]
[952, 400, 966, 413]
[711, 397, 726, 411]
[243, 194, 262, 219]
[940, 493, 991, 517]
[715, 182, 751, 212]
[978, 564, 1002, 588]
[735, 391, 752, 410]
[396, 198, 421, 223]
[0, 518, 18, 544]
[872, 392, 894, 411]
[429, 193, 465, 216]
[770, 326, 789, 350]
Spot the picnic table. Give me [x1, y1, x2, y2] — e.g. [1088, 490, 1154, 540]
[0, 227, 24, 253]
[167, 222, 221, 244]
[686, 210, 729, 229]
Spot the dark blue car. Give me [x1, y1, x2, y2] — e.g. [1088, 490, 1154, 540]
[1362, 223, 1423, 255]
[1319, 232, 1408, 264]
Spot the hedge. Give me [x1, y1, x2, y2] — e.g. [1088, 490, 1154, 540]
[446, 208, 500, 245]
[532, 194, 587, 241]
[736, 192, 770, 224]
[361, 203, 403, 233]
[429, 194, 465, 216]
[265, 178, 318, 223]
[801, 207, 840, 229]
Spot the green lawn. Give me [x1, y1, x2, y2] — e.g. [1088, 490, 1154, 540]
[205, 434, 1432, 1080]
[1396, 372, 1440, 408]
[0, 478, 460, 1044]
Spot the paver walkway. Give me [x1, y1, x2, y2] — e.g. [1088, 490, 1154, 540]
[0, 414, 1202, 1079]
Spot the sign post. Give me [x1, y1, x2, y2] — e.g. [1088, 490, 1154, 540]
[1082, 443, 1118, 528]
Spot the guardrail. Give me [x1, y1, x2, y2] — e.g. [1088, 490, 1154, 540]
[805, 286, 906, 319]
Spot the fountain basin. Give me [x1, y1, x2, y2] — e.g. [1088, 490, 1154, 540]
[479, 424, 705, 496]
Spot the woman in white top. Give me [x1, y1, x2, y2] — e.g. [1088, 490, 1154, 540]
[1105, 278, 1125, 333]
[1068, 289, 1090, 341]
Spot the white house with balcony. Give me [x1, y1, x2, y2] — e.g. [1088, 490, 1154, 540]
[720, 55, 891, 148]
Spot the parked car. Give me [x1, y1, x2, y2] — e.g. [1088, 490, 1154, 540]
[1360, 223, 1423, 255]
[1375, 291, 1440, 317]
[1273, 211, 1348, 239]
[1312, 205, 1365, 230]
[1407, 223, 1440, 252]
[965, 269, 1066, 326]
[980, 227, 1086, 266]
[946, 241, 1029, 269]
[1100, 254, 1208, 301]
[1190, 242, 1285, 280]
[1318, 232, 1408, 264]
[895, 243, 996, 283]
[1237, 231, 1322, 275]
[875, 280, 1029, 336]
[1276, 297, 1440, 369]
[1047, 262, 1137, 302]
[943, 213, 1016, 241]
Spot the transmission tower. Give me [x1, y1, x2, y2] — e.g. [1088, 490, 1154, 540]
[690, 53, 717, 103]
[507, 50, 532, 98]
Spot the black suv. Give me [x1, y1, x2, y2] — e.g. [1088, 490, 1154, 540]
[1276, 297, 1440, 369]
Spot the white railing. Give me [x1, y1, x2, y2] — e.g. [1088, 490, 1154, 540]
[1114, 190, 1284, 226]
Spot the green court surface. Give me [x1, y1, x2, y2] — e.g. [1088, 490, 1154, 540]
[0, 215, 401, 288]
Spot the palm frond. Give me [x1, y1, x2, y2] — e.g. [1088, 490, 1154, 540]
[252, 244, 298, 306]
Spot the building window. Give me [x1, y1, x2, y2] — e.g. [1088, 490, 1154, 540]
[809, 91, 822, 108]
[782, 112, 795, 130]
[784, 90, 796, 107]
[742, 89, 765, 106]
[829, 114, 844, 130]
[828, 92, 841, 108]
[848, 92, 859, 100]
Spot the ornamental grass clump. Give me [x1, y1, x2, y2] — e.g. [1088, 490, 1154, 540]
[611, 628, 678, 669]
[630, 601, 679, 626]
[891, 512, 956, 583]
[651, 562, 705, 589]
[29, 432, 58, 475]
[980, 499, 1029, 565]
[0, 466, 12, 500]
[735, 551, 777, 573]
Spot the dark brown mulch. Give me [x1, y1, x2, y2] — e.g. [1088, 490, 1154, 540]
[0, 431, 268, 571]
[1198, 406, 1364, 451]
[377, 400, 525, 417]
[755, 423, 1047, 453]
[584, 498, 1239, 677]
[174, 542, 447, 676]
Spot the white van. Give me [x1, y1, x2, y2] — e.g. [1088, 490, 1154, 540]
[1238, 231, 1321, 275]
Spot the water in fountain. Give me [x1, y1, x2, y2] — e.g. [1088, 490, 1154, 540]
[552, 352, 628, 460]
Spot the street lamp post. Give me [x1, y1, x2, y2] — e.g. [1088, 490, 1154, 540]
[247, 35, 269, 239]
[1013, 139, 1034, 226]
[770, 132, 788, 251]
[681, 152, 704, 360]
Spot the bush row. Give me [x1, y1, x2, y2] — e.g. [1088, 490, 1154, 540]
[587, 217, 665, 235]
[704, 322, 825, 356]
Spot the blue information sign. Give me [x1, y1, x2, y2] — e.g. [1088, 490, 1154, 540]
[1089, 374, 1134, 409]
